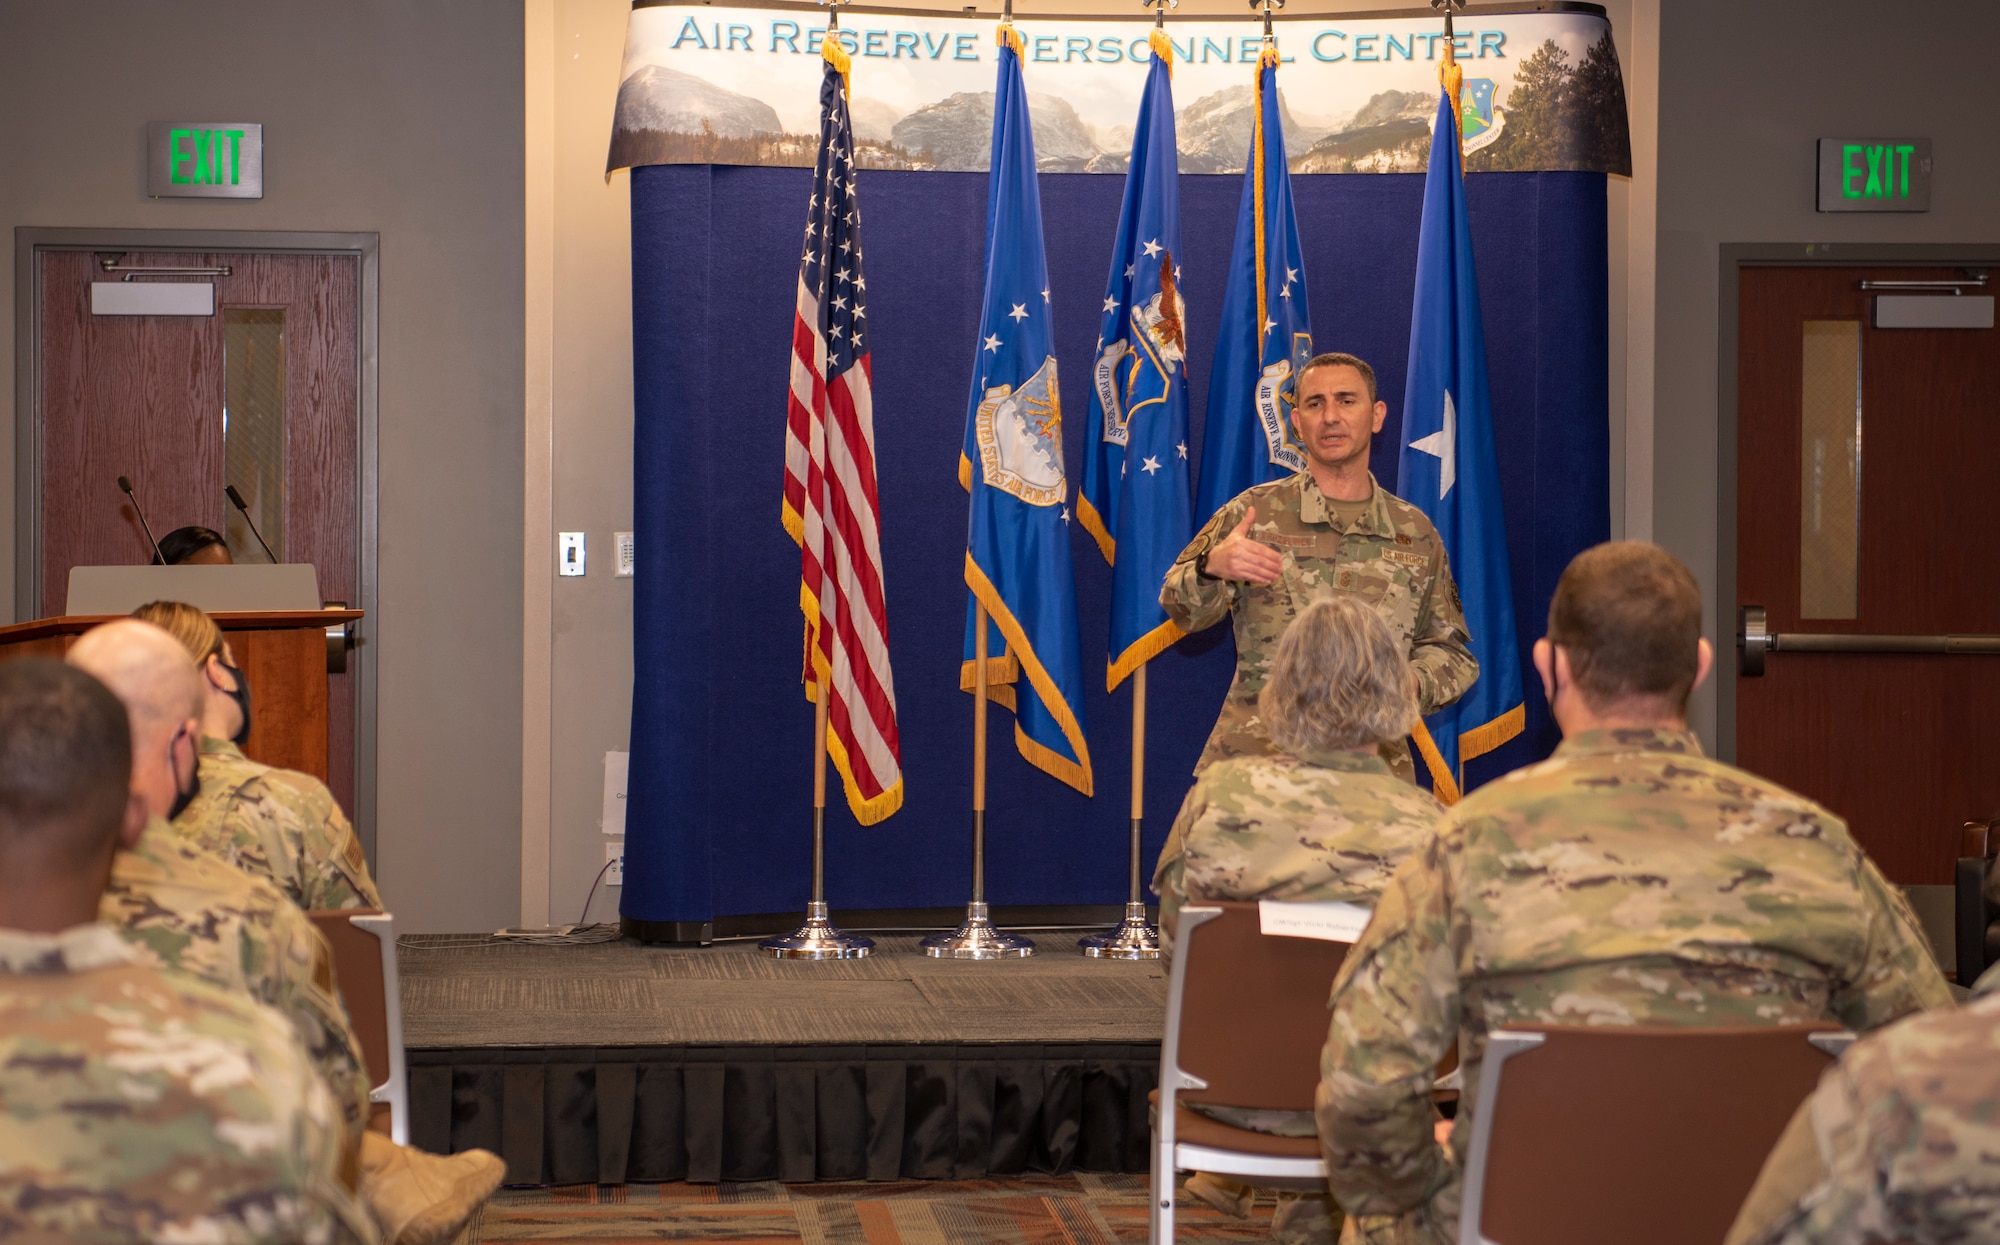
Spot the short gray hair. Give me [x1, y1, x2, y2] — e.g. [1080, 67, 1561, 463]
[1259, 597, 1417, 754]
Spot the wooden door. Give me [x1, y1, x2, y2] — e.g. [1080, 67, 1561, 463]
[1736, 265, 2000, 884]
[37, 249, 359, 813]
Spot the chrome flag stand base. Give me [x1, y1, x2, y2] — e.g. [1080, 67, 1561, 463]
[1079, 901, 1161, 960]
[922, 901, 1035, 959]
[761, 900, 873, 960]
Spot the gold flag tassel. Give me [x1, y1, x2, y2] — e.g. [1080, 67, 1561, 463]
[1433, 0, 1465, 168]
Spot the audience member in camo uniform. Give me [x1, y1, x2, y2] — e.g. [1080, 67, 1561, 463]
[1156, 596, 1444, 1245]
[135, 599, 382, 911]
[1319, 543, 1951, 1245]
[0, 657, 373, 1244]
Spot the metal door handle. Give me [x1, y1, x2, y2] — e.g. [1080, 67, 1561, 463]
[323, 601, 353, 675]
[1738, 605, 2000, 676]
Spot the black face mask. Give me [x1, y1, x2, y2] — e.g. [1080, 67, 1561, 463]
[220, 659, 253, 746]
[169, 751, 202, 822]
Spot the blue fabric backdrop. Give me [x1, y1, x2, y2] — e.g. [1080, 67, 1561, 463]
[623, 165, 1608, 925]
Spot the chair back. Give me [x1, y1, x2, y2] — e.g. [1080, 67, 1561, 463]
[308, 909, 409, 1144]
[1955, 819, 2000, 983]
[1164, 903, 1350, 1111]
[1459, 1023, 1851, 1245]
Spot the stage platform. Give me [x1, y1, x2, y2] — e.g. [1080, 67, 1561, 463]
[400, 927, 1167, 1186]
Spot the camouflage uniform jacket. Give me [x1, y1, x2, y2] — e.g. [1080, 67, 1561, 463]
[1319, 728, 1951, 1242]
[1153, 747, 1445, 950]
[176, 736, 383, 911]
[1728, 965, 2000, 1245]
[103, 819, 373, 1146]
[1160, 472, 1476, 778]
[0, 922, 375, 1244]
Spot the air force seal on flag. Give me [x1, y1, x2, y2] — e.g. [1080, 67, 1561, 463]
[1094, 339, 1131, 448]
[976, 355, 1067, 507]
[1256, 331, 1313, 475]
[1460, 78, 1504, 154]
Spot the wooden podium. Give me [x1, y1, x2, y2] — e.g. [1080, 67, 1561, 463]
[0, 610, 362, 782]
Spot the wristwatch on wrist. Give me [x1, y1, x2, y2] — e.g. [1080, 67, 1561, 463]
[1195, 549, 1218, 581]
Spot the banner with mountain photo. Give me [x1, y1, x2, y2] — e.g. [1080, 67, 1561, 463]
[610, 2, 1631, 177]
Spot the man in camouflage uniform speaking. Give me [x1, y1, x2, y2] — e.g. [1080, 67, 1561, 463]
[1161, 352, 1476, 783]
[1727, 967, 2000, 1245]
[1317, 543, 1951, 1245]
[0, 657, 372, 1243]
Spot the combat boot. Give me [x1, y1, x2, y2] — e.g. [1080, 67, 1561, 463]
[358, 1131, 506, 1245]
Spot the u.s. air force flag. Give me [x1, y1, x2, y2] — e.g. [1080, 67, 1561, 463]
[1078, 30, 1193, 691]
[958, 24, 1092, 794]
[1196, 42, 1312, 528]
[1398, 68, 1524, 794]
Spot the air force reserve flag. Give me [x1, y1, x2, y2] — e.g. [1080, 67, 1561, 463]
[1398, 69, 1524, 796]
[1078, 31, 1193, 691]
[1196, 42, 1312, 528]
[958, 25, 1092, 795]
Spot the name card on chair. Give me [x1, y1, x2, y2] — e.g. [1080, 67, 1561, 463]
[1258, 900, 1372, 943]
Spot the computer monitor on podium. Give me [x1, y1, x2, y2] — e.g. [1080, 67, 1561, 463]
[66, 563, 324, 614]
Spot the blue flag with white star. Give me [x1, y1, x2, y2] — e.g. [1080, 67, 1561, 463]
[957, 26, 1092, 795]
[1078, 32, 1194, 691]
[1398, 81, 1523, 794]
[1196, 45, 1313, 528]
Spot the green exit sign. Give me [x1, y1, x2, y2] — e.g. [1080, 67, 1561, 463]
[147, 121, 263, 199]
[1817, 138, 1930, 212]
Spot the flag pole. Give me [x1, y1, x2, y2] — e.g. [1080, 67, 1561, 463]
[761, 681, 874, 957]
[924, 599, 1035, 958]
[1080, 663, 1161, 957]
[1080, 0, 1190, 961]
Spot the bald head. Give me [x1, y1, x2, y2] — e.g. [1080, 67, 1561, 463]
[68, 619, 204, 821]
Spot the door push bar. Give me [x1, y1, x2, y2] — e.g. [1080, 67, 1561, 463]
[1738, 605, 2000, 676]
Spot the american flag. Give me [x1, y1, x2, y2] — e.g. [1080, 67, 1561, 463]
[781, 44, 903, 824]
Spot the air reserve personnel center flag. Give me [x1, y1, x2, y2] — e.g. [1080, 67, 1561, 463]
[958, 25, 1093, 795]
[781, 36, 904, 823]
[1398, 63, 1525, 795]
[1079, 31, 1194, 691]
[1196, 42, 1313, 529]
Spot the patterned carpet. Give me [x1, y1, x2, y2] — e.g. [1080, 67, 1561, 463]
[473, 1174, 1274, 1243]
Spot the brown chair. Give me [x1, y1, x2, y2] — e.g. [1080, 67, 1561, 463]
[1150, 902, 1349, 1244]
[1456, 1024, 1852, 1245]
[308, 909, 408, 1144]
[1954, 819, 2000, 985]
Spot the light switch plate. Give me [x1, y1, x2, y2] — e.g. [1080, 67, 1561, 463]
[614, 531, 635, 577]
[605, 842, 624, 886]
[558, 532, 585, 576]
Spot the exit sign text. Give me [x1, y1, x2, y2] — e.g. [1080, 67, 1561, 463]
[147, 122, 263, 199]
[1817, 138, 1930, 212]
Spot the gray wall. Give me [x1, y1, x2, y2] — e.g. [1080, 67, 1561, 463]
[0, 0, 526, 933]
[1654, 0, 2000, 746]
[543, 0, 636, 926]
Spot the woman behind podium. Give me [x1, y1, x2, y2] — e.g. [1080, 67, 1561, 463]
[153, 526, 233, 565]
[131, 600, 381, 911]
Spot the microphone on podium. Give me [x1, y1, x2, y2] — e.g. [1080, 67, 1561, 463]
[116, 475, 166, 565]
[225, 485, 279, 563]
